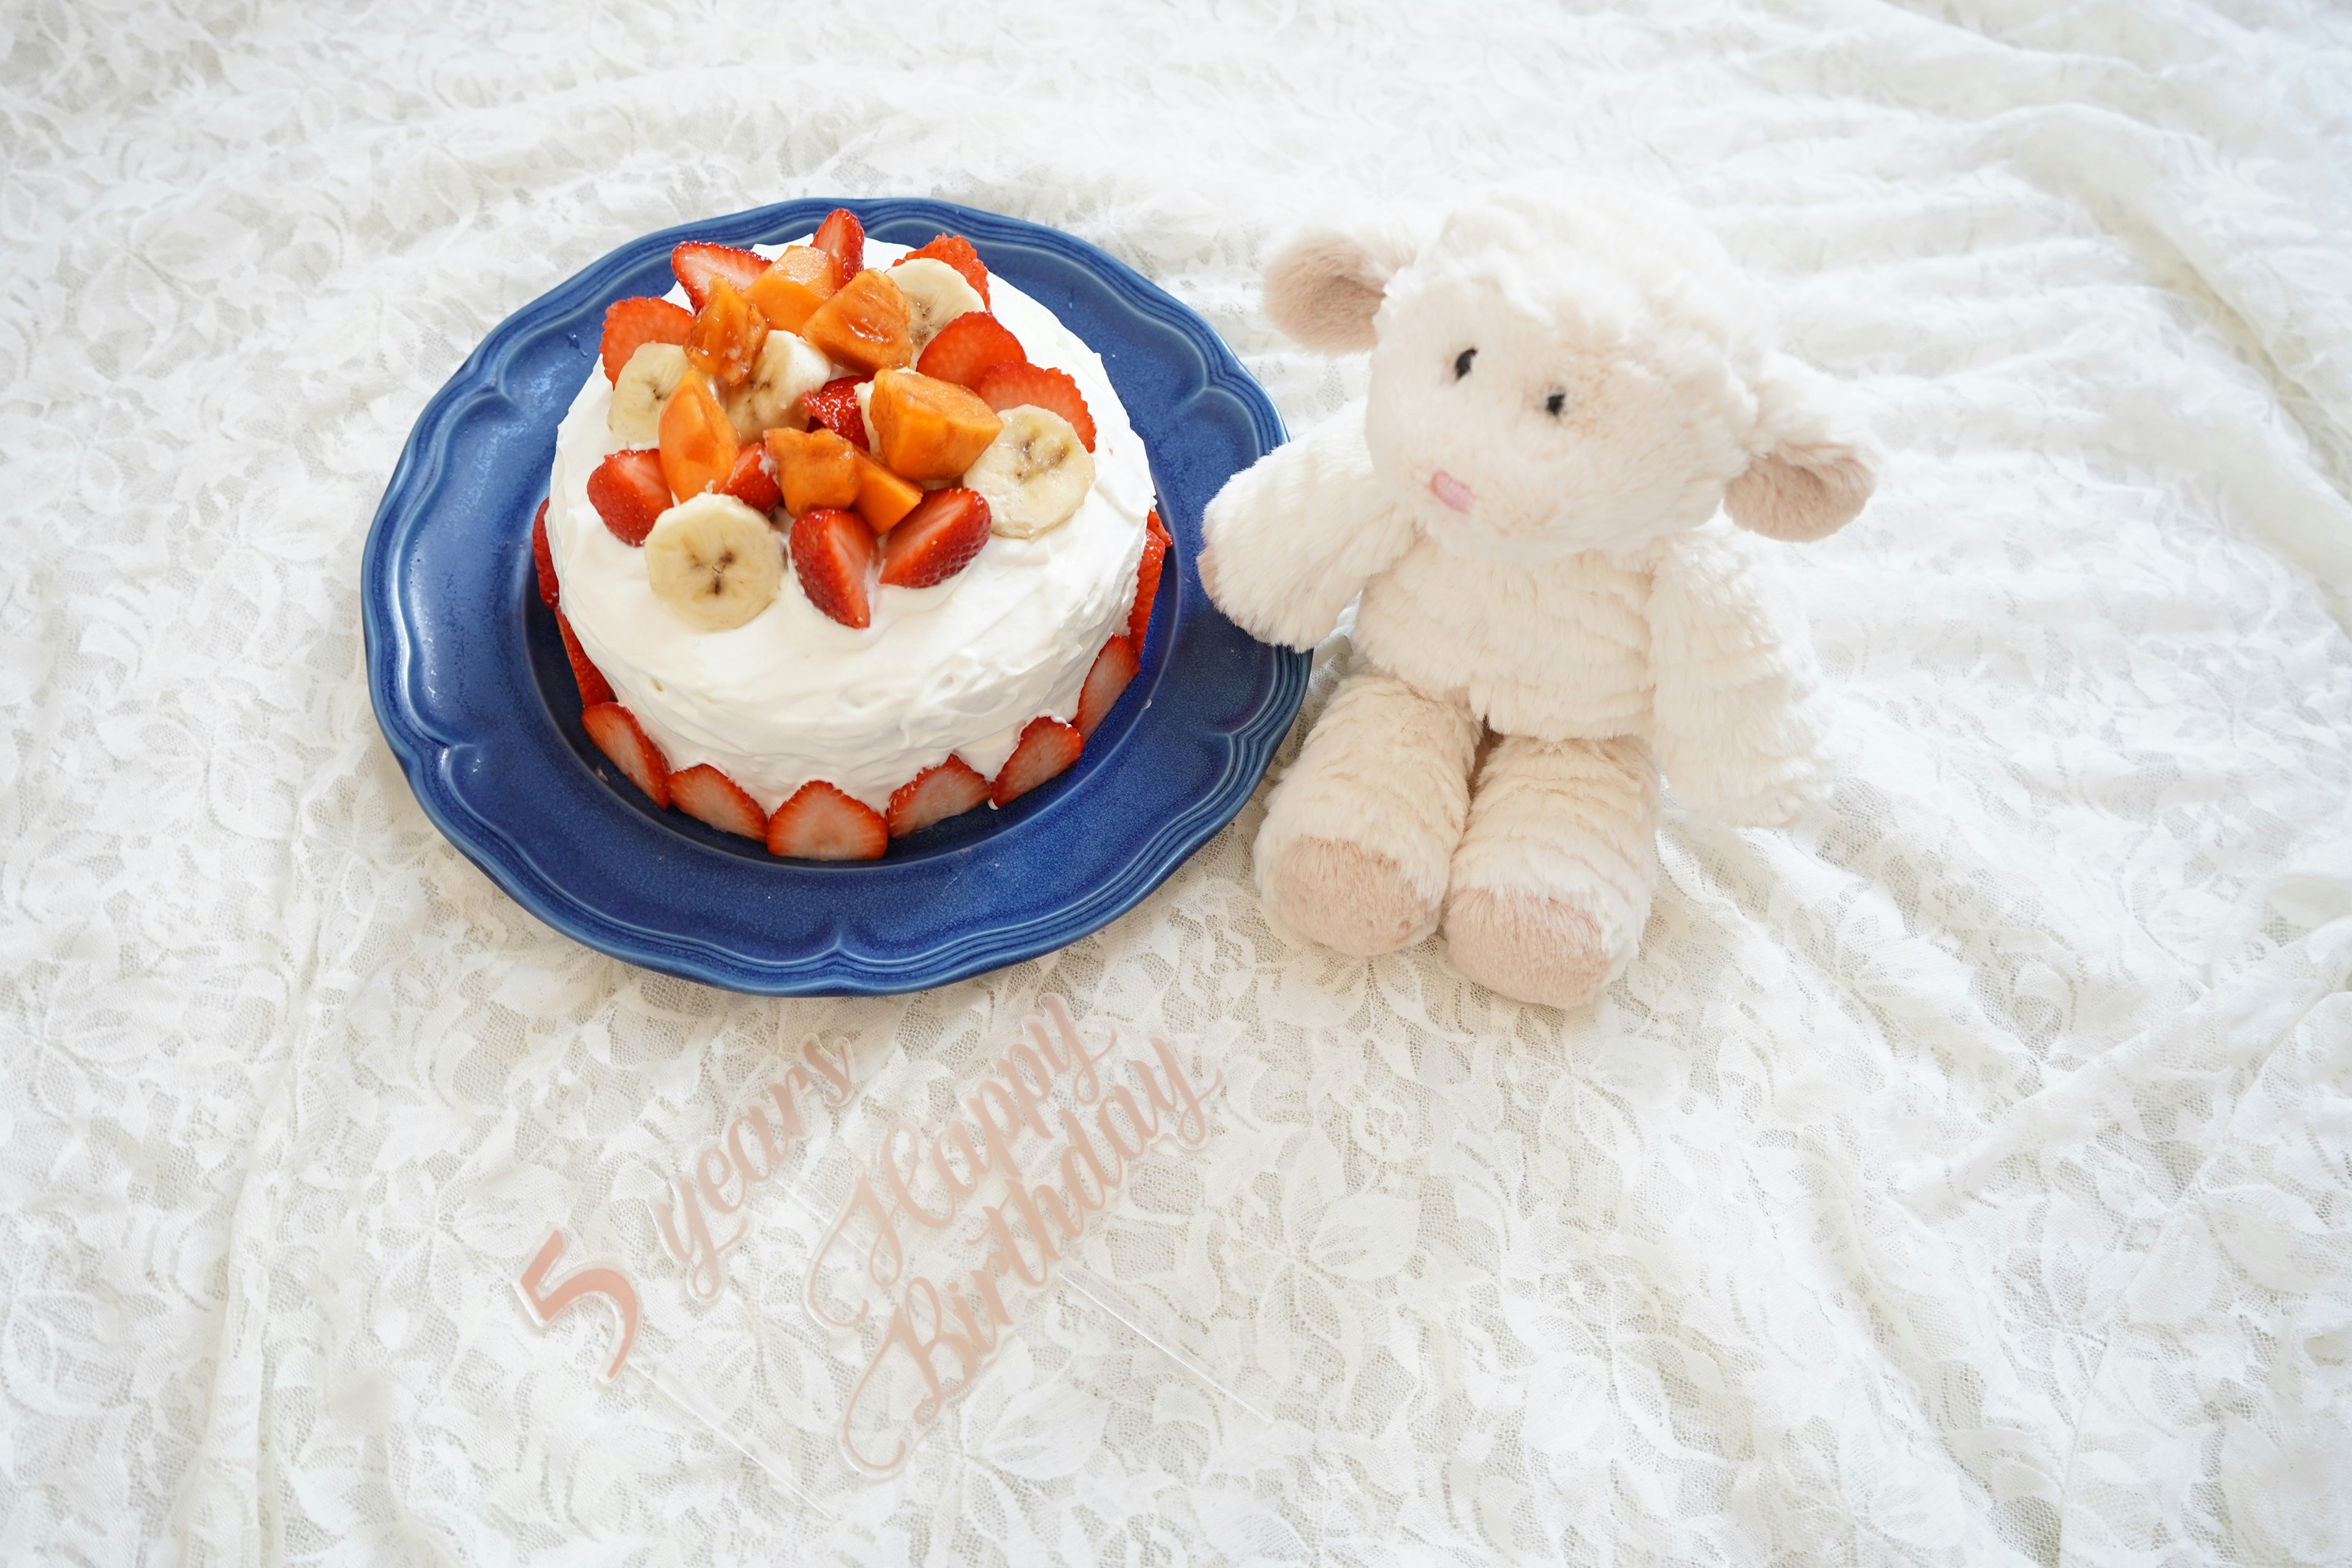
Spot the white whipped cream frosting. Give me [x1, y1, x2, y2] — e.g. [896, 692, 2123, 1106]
[546, 239, 1151, 813]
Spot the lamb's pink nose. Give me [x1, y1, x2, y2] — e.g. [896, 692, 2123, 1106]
[1431, 472, 1474, 513]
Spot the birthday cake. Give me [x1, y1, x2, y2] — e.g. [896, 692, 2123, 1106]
[532, 211, 1169, 858]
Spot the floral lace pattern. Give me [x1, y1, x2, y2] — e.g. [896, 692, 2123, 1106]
[5, 0, 2352, 1562]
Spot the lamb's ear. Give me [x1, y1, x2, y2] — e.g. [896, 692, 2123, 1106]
[1724, 352, 1878, 543]
[1262, 217, 1425, 353]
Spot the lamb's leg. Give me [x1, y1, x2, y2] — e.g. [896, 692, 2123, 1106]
[1442, 735, 1660, 1009]
[1255, 668, 1481, 956]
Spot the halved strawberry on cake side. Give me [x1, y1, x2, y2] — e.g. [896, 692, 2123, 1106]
[669, 764, 767, 840]
[886, 758, 992, 839]
[767, 780, 888, 861]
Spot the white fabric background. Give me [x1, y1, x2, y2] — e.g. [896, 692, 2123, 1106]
[6, 0, 2352, 1562]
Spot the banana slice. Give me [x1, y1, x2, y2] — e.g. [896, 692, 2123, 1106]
[963, 405, 1095, 538]
[722, 330, 832, 442]
[610, 342, 690, 447]
[643, 493, 783, 631]
[853, 379, 876, 448]
[889, 258, 985, 353]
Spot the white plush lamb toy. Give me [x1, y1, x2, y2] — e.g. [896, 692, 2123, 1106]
[1200, 184, 1877, 1009]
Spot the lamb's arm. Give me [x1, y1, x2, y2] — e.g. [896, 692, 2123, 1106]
[1648, 527, 1831, 827]
[1197, 404, 1417, 650]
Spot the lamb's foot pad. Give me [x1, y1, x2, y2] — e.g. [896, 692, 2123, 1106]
[1442, 886, 1618, 1009]
[1267, 834, 1438, 957]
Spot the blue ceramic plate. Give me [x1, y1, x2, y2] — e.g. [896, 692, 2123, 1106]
[362, 198, 1302, 995]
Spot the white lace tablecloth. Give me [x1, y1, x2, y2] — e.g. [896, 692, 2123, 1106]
[7, 1, 2352, 1562]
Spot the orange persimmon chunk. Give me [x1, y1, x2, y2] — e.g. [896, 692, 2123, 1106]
[801, 270, 913, 376]
[685, 277, 768, 388]
[868, 368, 1004, 483]
[764, 426, 863, 516]
[745, 246, 839, 335]
[658, 374, 741, 502]
[851, 451, 924, 533]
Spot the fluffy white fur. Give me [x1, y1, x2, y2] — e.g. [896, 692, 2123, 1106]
[1447, 734, 1660, 1008]
[1254, 668, 1481, 953]
[1202, 183, 1877, 1009]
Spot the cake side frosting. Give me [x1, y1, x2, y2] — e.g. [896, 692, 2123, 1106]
[546, 239, 1151, 813]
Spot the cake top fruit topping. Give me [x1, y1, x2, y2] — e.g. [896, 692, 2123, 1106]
[684, 278, 767, 388]
[895, 235, 990, 306]
[644, 493, 782, 632]
[670, 243, 769, 312]
[601, 297, 693, 383]
[788, 506, 877, 630]
[879, 488, 993, 590]
[916, 311, 1025, 390]
[810, 209, 865, 290]
[593, 211, 1113, 632]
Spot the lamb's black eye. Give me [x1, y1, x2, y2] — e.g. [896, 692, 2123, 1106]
[1545, 389, 1567, 417]
[1453, 348, 1476, 380]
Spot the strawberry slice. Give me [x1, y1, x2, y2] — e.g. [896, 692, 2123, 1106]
[1127, 507, 1170, 647]
[879, 488, 991, 589]
[991, 717, 1083, 805]
[586, 448, 671, 545]
[812, 208, 865, 291]
[669, 763, 766, 839]
[973, 363, 1096, 451]
[1075, 635, 1139, 738]
[914, 311, 1026, 390]
[802, 376, 870, 451]
[790, 507, 876, 628]
[766, 779, 888, 861]
[895, 234, 989, 305]
[671, 243, 770, 312]
[582, 702, 671, 807]
[555, 611, 614, 708]
[600, 296, 695, 383]
[531, 499, 559, 608]
[718, 443, 781, 514]
[885, 756, 991, 838]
